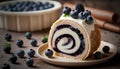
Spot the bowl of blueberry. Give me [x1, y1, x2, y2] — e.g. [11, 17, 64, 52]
[0, 0, 62, 32]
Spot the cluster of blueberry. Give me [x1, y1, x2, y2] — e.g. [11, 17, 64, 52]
[2, 32, 48, 69]
[0, 1, 54, 12]
[94, 46, 110, 59]
[63, 4, 93, 24]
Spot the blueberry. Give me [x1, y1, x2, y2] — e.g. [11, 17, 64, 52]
[17, 50, 25, 58]
[85, 15, 93, 24]
[37, 6, 44, 10]
[11, 7, 17, 12]
[43, 2, 54, 9]
[32, 7, 38, 11]
[44, 2, 50, 6]
[62, 6, 71, 14]
[4, 7, 11, 11]
[41, 35, 48, 43]
[75, 3, 85, 12]
[83, 10, 91, 17]
[103, 46, 110, 53]
[16, 40, 24, 47]
[78, 12, 86, 19]
[9, 54, 17, 64]
[24, 1, 31, 6]
[79, 10, 91, 19]
[37, 2, 43, 6]
[25, 32, 32, 39]
[22, 7, 29, 11]
[31, 39, 37, 46]
[25, 58, 34, 67]
[3, 43, 11, 54]
[94, 51, 102, 59]
[43, 5, 49, 9]
[2, 63, 10, 69]
[3, 5, 10, 11]
[27, 49, 35, 57]
[4, 33, 12, 41]
[47, 3, 54, 8]
[45, 49, 53, 58]
[70, 10, 79, 19]
[15, 2, 22, 8]
[0, 1, 54, 12]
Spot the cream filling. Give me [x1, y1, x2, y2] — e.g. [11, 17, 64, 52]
[52, 28, 81, 54]
[59, 14, 95, 36]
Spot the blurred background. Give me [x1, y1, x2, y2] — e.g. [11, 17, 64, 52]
[1, 0, 120, 24]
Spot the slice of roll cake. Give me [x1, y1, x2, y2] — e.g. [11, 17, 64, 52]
[48, 4, 101, 60]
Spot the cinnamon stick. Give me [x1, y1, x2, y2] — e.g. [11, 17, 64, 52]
[96, 19, 120, 33]
[63, 2, 118, 23]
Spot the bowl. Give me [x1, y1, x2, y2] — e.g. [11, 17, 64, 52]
[0, 0, 62, 32]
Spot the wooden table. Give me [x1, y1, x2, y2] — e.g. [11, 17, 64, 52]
[0, 28, 120, 69]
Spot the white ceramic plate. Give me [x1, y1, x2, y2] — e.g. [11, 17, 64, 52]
[37, 41, 117, 66]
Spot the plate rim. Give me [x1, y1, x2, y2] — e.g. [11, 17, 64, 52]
[37, 41, 117, 66]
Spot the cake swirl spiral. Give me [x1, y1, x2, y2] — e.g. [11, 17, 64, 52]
[51, 24, 85, 56]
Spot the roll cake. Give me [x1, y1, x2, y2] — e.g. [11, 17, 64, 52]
[48, 4, 101, 60]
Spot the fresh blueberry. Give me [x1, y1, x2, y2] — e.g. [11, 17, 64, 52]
[45, 49, 53, 58]
[37, 2, 43, 6]
[43, 5, 49, 9]
[37, 6, 44, 10]
[3, 43, 11, 54]
[3, 5, 10, 11]
[94, 51, 102, 59]
[41, 35, 48, 43]
[103, 46, 110, 53]
[31, 39, 37, 46]
[15, 2, 22, 8]
[43, 2, 50, 6]
[4, 33, 12, 41]
[11, 7, 17, 12]
[4, 7, 11, 11]
[25, 58, 34, 67]
[32, 7, 38, 11]
[78, 12, 86, 19]
[24, 1, 31, 6]
[83, 10, 91, 17]
[75, 3, 85, 12]
[79, 10, 91, 19]
[25, 32, 32, 39]
[47, 3, 54, 8]
[27, 49, 35, 57]
[70, 10, 79, 19]
[9, 54, 17, 64]
[2, 63, 10, 69]
[16, 40, 24, 47]
[22, 7, 29, 11]
[44, 2, 54, 9]
[0, 1, 54, 12]
[85, 15, 93, 24]
[62, 6, 71, 14]
[17, 50, 25, 58]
